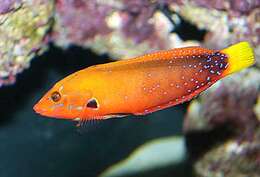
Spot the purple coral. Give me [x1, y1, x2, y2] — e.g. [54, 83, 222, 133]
[54, 0, 113, 44]
[121, 0, 157, 43]
[0, 0, 21, 14]
[230, 0, 260, 14]
[193, 0, 260, 14]
[203, 84, 259, 134]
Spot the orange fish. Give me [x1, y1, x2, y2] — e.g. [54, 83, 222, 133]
[33, 42, 255, 123]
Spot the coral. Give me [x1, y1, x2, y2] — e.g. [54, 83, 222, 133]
[185, 68, 260, 176]
[195, 128, 260, 177]
[192, 0, 260, 14]
[0, 0, 54, 86]
[0, 0, 21, 14]
[1, 0, 259, 86]
[53, 0, 113, 45]
[52, 0, 198, 59]
[52, 0, 260, 63]
[184, 68, 260, 135]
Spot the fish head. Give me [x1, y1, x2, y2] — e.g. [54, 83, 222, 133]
[33, 81, 93, 120]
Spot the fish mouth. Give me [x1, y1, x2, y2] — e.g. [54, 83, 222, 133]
[33, 104, 48, 116]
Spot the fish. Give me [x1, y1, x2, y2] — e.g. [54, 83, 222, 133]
[33, 41, 255, 124]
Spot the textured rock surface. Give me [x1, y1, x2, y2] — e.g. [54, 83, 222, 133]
[52, 0, 198, 59]
[195, 128, 260, 177]
[0, 0, 54, 86]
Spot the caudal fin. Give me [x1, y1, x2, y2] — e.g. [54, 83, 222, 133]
[221, 41, 255, 75]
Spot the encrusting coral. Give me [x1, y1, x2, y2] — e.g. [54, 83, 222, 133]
[1, 0, 259, 86]
[0, 0, 54, 86]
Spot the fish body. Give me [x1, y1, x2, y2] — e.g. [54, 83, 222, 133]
[33, 42, 255, 122]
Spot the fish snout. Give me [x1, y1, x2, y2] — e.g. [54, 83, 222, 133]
[33, 102, 47, 115]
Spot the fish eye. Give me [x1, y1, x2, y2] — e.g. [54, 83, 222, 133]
[86, 98, 98, 109]
[51, 91, 61, 102]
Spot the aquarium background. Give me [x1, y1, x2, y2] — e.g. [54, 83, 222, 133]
[0, 1, 259, 177]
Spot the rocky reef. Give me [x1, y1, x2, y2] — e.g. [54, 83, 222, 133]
[0, 0, 259, 176]
[0, 0, 54, 86]
[194, 129, 260, 177]
[185, 69, 260, 176]
[52, 0, 198, 59]
[1, 0, 259, 85]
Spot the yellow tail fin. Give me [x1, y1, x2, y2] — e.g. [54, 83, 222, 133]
[221, 41, 255, 74]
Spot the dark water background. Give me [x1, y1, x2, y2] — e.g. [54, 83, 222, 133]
[0, 45, 193, 177]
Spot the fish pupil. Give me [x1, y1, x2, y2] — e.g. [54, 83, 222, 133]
[87, 98, 98, 108]
[51, 91, 61, 102]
